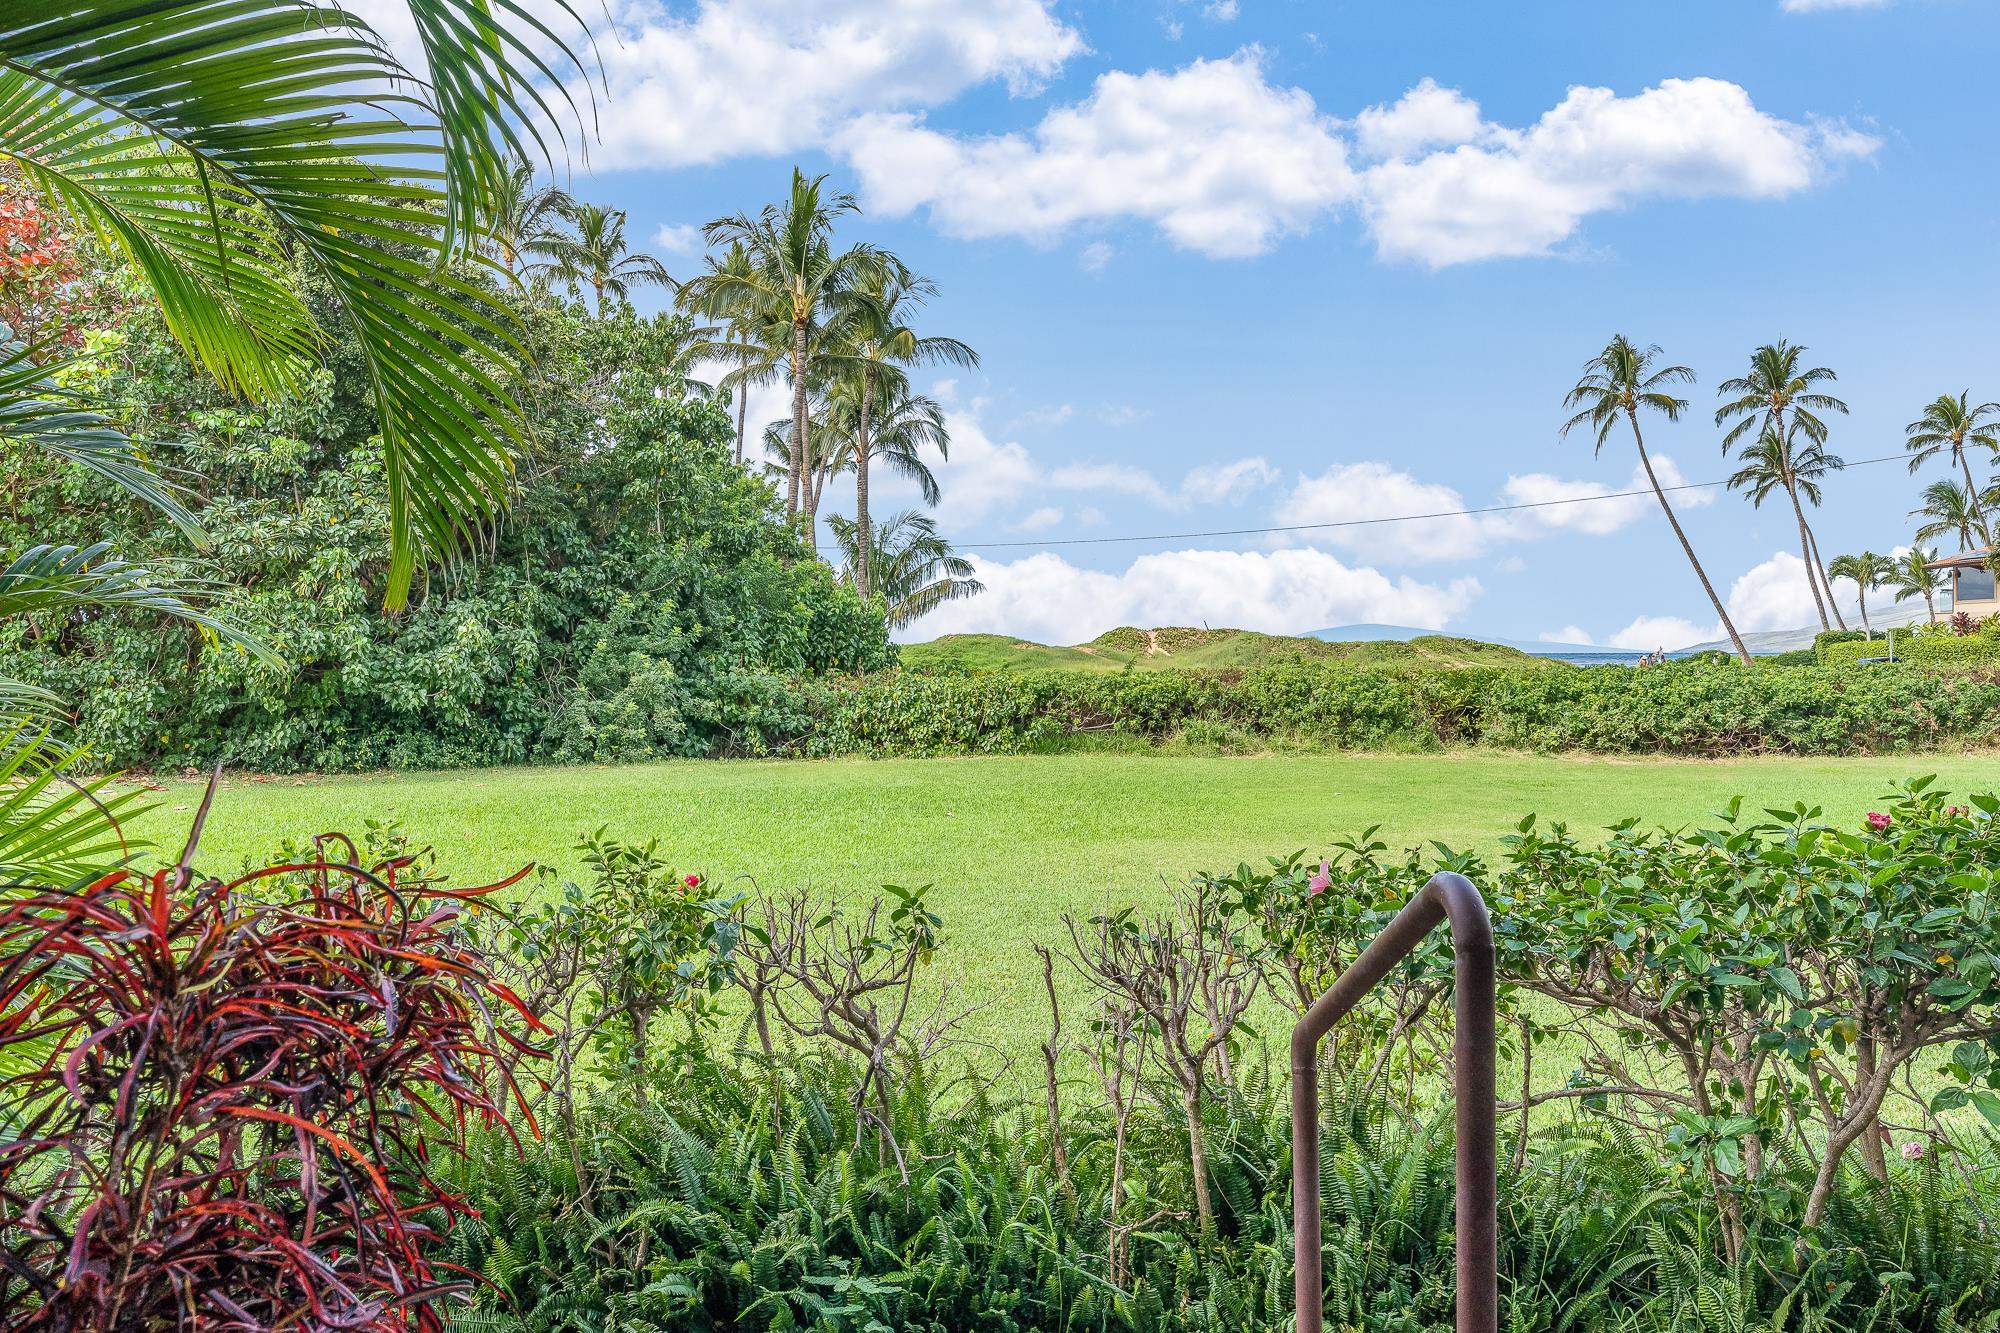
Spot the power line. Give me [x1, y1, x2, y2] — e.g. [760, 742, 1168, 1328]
[955, 451, 1913, 551]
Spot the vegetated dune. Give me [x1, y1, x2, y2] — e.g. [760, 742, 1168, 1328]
[897, 625, 1553, 674]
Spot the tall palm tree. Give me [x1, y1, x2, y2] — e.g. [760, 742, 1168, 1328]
[1909, 479, 1985, 552]
[1887, 546, 1943, 624]
[1904, 393, 2000, 544]
[819, 381, 951, 528]
[1714, 341, 1848, 625]
[701, 170, 876, 515]
[844, 257, 977, 597]
[1725, 424, 1847, 631]
[1828, 550, 1892, 636]
[825, 510, 983, 630]
[0, 0, 592, 609]
[486, 160, 577, 280]
[539, 203, 674, 314]
[1563, 335, 1751, 664]
[680, 241, 785, 465]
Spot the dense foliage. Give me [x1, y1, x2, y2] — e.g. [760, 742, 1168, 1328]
[790, 657, 2000, 758]
[2, 282, 890, 770]
[437, 779, 2000, 1333]
[0, 817, 544, 1330]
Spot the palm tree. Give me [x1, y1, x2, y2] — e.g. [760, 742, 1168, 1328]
[1828, 550, 1892, 636]
[1563, 335, 1751, 664]
[539, 203, 674, 313]
[1904, 393, 2000, 544]
[701, 170, 877, 515]
[825, 510, 983, 629]
[487, 160, 577, 280]
[819, 381, 951, 527]
[1910, 479, 1985, 552]
[1887, 546, 1943, 624]
[1714, 341, 1848, 626]
[843, 257, 977, 597]
[0, 0, 591, 609]
[680, 241, 785, 465]
[1725, 424, 1847, 631]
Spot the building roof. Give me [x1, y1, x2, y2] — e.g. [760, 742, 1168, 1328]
[1925, 546, 1996, 571]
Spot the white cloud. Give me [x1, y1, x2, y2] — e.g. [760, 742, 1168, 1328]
[1541, 625, 1593, 645]
[1078, 241, 1115, 271]
[1359, 77, 1879, 266]
[1352, 78, 1492, 160]
[1606, 615, 1713, 653]
[559, 0, 1081, 171]
[902, 548, 1481, 642]
[1781, 0, 1892, 10]
[1009, 402, 1075, 430]
[652, 222, 703, 254]
[839, 50, 1356, 257]
[1184, 457, 1281, 504]
[1097, 404, 1148, 427]
[1203, 0, 1240, 19]
[1279, 455, 1705, 562]
[1014, 505, 1064, 531]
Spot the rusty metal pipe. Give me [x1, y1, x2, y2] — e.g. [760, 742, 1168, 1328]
[1290, 871, 1497, 1333]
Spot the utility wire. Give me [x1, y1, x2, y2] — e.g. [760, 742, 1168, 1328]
[956, 451, 1913, 551]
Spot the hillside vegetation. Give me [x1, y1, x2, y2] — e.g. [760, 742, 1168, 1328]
[899, 625, 1550, 673]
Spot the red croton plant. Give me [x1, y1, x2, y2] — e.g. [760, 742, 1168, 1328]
[0, 791, 546, 1331]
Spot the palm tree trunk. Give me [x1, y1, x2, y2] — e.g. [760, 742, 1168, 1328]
[788, 319, 807, 515]
[1628, 411, 1752, 664]
[1925, 587, 1937, 624]
[734, 373, 748, 466]
[855, 366, 875, 598]
[1805, 525, 1848, 631]
[1786, 482, 1830, 631]
[1857, 587, 1870, 636]
[1957, 448, 1991, 544]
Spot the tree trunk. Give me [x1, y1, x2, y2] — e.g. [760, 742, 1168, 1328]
[1183, 1082, 1214, 1227]
[1787, 482, 1830, 631]
[1627, 411, 1751, 664]
[734, 369, 748, 466]
[788, 319, 807, 515]
[1925, 587, 1937, 623]
[855, 366, 875, 598]
[1857, 587, 1871, 636]
[1957, 447, 1991, 544]
[1805, 524, 1849, 631]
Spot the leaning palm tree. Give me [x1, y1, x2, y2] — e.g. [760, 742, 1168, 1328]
[1828, 550, 1893, 636]
[1714, 341, 1848, 623]
[825, 509, 983, 629]
[701, 170, 877, 514]
[1910, 479, 1985, 553]
[1564, 335, 1751, 664]
[0, 0, 592, 609]
[1887, 546, 1943, 624]
[843, 257, 977, 597]
[1905, 393, 2000, 544]
[1725, 424, 1847, 631]
[538, 203, 674, 313]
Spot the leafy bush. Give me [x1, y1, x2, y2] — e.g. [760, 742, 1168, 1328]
[1818, 632, 2000, 669]
[793, 659, 2000, 758]
[3, 285, 890, 772]
[0, 812, 544, 1330]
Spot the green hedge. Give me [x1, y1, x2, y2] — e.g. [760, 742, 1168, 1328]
[790, 659, 2000, 758]
[1818, 631, 2000, 669]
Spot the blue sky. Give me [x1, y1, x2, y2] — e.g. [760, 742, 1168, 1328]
[372, 0, 1999, 647]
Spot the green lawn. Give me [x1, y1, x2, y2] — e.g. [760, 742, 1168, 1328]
[137, 750, 2000, 1063]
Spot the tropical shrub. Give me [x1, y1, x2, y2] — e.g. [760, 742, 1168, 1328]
[5, 283, 890, 771]
[0, 811, 545, 1330]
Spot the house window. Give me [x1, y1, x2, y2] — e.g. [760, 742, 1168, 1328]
[1958, 566, 1997, 603]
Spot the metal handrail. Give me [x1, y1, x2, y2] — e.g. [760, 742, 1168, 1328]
[1290, 871, 1497, 1333]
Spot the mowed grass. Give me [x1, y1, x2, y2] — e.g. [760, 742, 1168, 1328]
[138, 751, 2000, 1068]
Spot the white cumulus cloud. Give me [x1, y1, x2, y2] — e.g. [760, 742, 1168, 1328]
[838, 50, 1356, 257]
[901, 548, 1481, 643]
